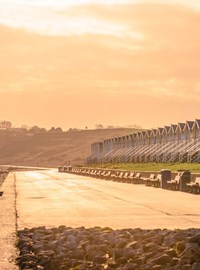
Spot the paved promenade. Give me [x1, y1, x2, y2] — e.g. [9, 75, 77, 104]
[15, 169, 200, 230]
[1, 169, 200, 269]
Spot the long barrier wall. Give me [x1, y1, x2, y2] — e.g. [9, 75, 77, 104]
[87, 119, 200, 164]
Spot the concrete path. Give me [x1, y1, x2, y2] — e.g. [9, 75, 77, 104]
[16, 169, 200, 230]
[0, 173, 18, 270]
[1, 169, 200, 270]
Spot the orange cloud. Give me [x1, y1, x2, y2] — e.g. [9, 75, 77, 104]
[0, 2, 200, 129]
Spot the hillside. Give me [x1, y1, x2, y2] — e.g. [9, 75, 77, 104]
[0, 128, 141, 167]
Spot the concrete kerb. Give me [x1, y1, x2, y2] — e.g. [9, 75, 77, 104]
[0, 173, 19, 270]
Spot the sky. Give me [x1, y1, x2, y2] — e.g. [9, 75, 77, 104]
[0, 0, 200, 130]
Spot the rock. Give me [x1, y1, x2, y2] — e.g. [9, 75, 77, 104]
[79, 239, 90, 248]
[124, 262, 138, 270]
[117, 256, 128, 264]
[165, 248, 177, 258]
[144, 242, 158, 252]
[122, 247, 134, 259]
[131, 256, 145, 266]
[116, 239, 128, 248]
[163, 235, 176, 247]
[125, 240, 138, 249]
[152, 254, 171, 265]
[185, 242, 200, 251]
[182, 265, 192, 270]
[37, 250, 54, 258]
[145, 251, 159, 260]
[188, 233, 200, 244]
[192, 262, 200, 270]
[171, 257, 180, 266]
[180, 243, 200, 263]
[107, 261, 118, 268]
[176, 241, 186, 253]
[150, 265, 162, 270]
[32, 243, 44, 253]
[16, 227, 200, 270]
[177, 256, 190, 269]
[93, 255, 107, 264]
[36, 266, 45, 270]
[174, 232, 188, 242]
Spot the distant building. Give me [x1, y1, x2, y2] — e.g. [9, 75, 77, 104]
[87, 119, 200, 164]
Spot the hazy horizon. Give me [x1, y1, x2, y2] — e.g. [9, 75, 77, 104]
[1, 0, 200, 130]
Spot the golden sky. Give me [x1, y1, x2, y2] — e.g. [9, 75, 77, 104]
[0, 0, 200, 129]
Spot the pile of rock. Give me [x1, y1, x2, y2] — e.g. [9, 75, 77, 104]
[17, 226, 200, 270]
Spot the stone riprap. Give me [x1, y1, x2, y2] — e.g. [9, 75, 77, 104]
[17, 226, 200, 270]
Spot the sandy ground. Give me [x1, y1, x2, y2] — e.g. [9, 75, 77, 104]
[0, 173, 18, 270]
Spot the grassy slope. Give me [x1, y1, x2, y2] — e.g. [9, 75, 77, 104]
[89, 162, 200, 173]
[0, 128, 139, 167]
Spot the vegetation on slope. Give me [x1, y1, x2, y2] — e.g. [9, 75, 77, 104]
[88, 162, 200, 172]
